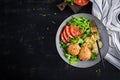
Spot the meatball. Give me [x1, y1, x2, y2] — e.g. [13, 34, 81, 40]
[67, 44, 81, 56]
[79, 46, 92, 61]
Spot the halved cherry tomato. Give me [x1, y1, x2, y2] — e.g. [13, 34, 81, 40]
[61, 32, 67, 43]
[69, 24, 82, 38]
[74, 0, 89, 6]
[65, 26, 74, 38]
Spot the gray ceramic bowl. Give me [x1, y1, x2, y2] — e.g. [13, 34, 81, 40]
[56, 13, 109, 68]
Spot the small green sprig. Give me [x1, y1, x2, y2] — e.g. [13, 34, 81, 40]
[64, 0, 74, 5]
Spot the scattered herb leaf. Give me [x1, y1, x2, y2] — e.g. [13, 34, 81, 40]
[52, 21, 56, 24]
[41, 13, 47, 16]
[96, 68, 101, 73]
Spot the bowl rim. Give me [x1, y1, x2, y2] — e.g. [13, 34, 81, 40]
[55, 13, 109, 68]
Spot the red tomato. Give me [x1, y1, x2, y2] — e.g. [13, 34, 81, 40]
[69, 25, 76, 37]
[69, 24, 82, 38]
[61, 32, 67, 43]
[61, 25, 82, 43]
[63, 29, 69, 42]
[75, 27, 82, 37]
[74, 0, 89, 6]
[65, 26, 74, 38]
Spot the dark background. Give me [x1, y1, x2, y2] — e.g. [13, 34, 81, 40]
[0, 0, 120, 80]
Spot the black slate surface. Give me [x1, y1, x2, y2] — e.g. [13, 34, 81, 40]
[0, 0, 120, 80]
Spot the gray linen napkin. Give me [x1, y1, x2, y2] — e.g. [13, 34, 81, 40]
[90, 0, 120, 70]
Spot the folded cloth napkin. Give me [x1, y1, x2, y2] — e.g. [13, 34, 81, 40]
[90, 0, 120, 70]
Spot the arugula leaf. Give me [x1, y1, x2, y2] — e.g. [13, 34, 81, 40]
[70, 38, 84, 44]
[60, 41, 68, 48]
[64, 50, 79, 64]
[91, 52, 98, 60]
[64, 52, 71, 60]
[70, 56, 80, 64]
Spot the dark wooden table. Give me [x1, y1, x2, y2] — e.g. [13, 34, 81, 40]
[0, 0, 120, 80]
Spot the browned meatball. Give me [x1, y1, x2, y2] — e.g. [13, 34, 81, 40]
[67, 44, 81, 56]
[79, 46, 92, 61]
